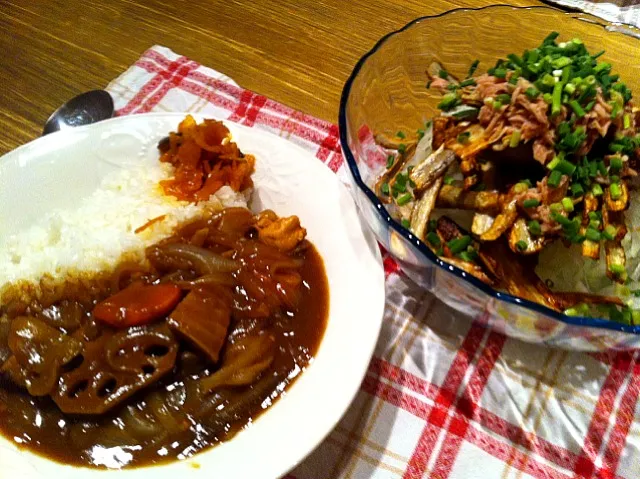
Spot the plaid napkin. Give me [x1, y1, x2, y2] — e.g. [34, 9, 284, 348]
[546, 0, 640, 29]
[107, 46, 640, 479]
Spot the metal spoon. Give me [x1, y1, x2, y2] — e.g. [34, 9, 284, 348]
[42, 90, 115, 135]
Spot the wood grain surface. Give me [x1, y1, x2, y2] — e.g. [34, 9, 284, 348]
[0, 0, 539, 154]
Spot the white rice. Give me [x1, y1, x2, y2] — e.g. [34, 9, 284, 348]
[536, 197, 640, 309]
[0, 161, 249, 301]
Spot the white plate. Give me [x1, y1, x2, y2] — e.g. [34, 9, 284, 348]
[0, 113, 385, 479]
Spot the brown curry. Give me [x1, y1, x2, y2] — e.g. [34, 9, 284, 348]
[0, 207, 328, 468]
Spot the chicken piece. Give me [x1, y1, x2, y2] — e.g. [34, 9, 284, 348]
[168, 286, 232, 363]
[198, 333, 276, 394]
[255, 212, 307, 252]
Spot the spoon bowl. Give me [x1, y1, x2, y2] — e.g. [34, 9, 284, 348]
[43, 90, 114, 135]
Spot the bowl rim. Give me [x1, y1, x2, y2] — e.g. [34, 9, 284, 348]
[338, 3, 640, 335]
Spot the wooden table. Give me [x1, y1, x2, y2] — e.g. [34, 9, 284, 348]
[0, 0, 538, 154]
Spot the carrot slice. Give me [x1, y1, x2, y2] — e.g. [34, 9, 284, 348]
[93, 283, 182, 328]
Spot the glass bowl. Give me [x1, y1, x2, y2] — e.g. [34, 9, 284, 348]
[339, 5, 640, 351]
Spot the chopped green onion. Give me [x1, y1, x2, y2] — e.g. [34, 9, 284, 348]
[624, 114, 632, 129]
[510, 130, 521, 148]
[444, 176, 455, 185]
[585, 100, 595, 111]
[447, 235, 473, 254]
[586, 228, 601, 242]
[386, 155, 394, 169]
[592, 183, 604, 196]
[561, 197, 574, 212]
[507, 53, 523, 67]
[438, 93, 460, 111]
[547, 156, 561, 170]
[542, 73, 556, 88]
[551, 211, 572, 226]
[525, 87, 539, 99]
[523, 198, 540, 208]
[397, 193, 413, 206]
[515, 240, 528, 252]
[428, 219, 437, 232]
[610, 182, 622, 200]
[381, 182, 390, 195]
[553, 57, 572, 69]
[496, 94, 512, 104]
[467, 59, 480, 77]
[438, 69, 449, 79]
[458, 251, 476, 262]
[550, 202, 563, 213]
[610, 156, 623, 172]
[551, 81, 564, 116]
[396, 131, 406, 139]
[603, 224, 618, 241]
[543, 31, 560, 44]
[493, 68, 507, 79]
[597, 160, 607, 176]
[457, 132, 471, 144]
[528, 220, 542, 236]
[548, 170, 563, 188]
[555, 159, 577, 175]
[426, 231, 441, 247]
[514, 182, 529, 193]
[609, 264, 626, 276]
[398, 143, 406, 154]
[564, 303, 590, 317]
[611, 102, 621, 119]
[401, 219, 410, 228]
[451, 106, 479, 119]
[571, 183, 584, 196]
[564, 83, 576, 95]
[492, 100, 503, 110]
[592, 50, 605, 59]
[459, 78, 476, 87]
[569, 100, 585, 118]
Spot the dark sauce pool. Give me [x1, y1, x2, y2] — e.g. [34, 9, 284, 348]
[0, 211, 329, 469]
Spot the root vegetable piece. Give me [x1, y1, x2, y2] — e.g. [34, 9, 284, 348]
[93, 283, 182, 328]
[52, 324, 178, 414]
[168, 287, 232, 363]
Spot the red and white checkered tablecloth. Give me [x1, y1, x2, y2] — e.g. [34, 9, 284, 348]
[106, 45, 640, 479]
